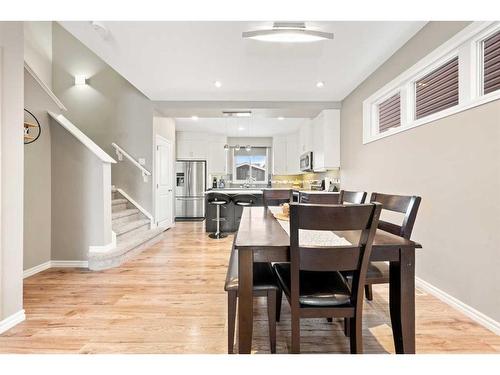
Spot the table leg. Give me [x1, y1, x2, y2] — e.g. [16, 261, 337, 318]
[238, 248, 253, 353]
[389, 247, 416, 354]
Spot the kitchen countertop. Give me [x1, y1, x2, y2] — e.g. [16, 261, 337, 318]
[205, 188, 340, 195]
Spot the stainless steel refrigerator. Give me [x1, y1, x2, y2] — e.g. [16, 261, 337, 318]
[175, 160, 206, 220]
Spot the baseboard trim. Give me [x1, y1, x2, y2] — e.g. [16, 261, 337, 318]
[416, 277, 500, 336]
[51, 260, 89, 268]
[23, 260, 89, 279]
[89, 231, 117, 254]
[23, 261, 51, 278]
[0, 310, 25, 335]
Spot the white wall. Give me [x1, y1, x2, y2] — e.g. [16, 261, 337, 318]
[0, 22, 24, 323]
[340, 21, 500, 322]
[24, 22, 52, 88]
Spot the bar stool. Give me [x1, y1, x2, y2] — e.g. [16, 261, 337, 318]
[206, 192, 231, 239]
[233, 193, 257, 229]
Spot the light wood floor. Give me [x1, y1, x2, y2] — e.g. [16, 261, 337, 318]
[1, 221, 498, 353]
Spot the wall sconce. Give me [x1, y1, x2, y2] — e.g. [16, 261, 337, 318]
[75, 75, 87, 86]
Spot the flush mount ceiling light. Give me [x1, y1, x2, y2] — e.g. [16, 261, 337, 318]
[316, 81, 325, 88]
[242, 22, 333, 43]
[222, 111, 252, 118]
[214, 80, 222, 88]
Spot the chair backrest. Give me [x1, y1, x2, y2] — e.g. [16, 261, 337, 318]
[370, 192, 421, 239]
[299, 192, 340, 204]
[262, 189, 292, 206]
[339, 190, 367, 204]
[289, 203, 381, 307]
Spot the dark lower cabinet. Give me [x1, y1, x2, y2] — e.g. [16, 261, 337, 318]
[205, 195, 263, 233]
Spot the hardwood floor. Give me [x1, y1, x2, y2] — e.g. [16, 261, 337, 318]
[0, 221, 498, 353]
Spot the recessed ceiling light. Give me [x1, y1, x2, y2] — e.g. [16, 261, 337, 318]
[222, 111, 252, 118]
[191, 115, 199, 121]
[214, 80, 222, 88]
[316, 81, 325, 88]
[74, 75, 87, 86]
[278, 116, 285, 120]
[242, 22, 333, 43]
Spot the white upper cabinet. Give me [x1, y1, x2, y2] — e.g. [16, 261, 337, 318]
[176, 132, 208, 160]
[298, 120, 313, 154]
[311, 109, 340, 171]
[286, 132, 300, 174]
[208, 135, 227, 174]
[272, 135, 287, 175]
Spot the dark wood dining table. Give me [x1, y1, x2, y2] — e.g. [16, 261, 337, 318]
[234, 206, 422, 354]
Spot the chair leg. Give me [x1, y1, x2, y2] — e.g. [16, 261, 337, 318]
[291, 312, 300, 354]
[344, 318, 350, 337]
[276, 289, 282, 322]
[227, 291, 237, 354]
[349, 315, 363, 354]
[365, 284, 373, 301]
[267, 290, 277, 354]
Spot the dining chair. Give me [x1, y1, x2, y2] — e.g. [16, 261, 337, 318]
[339, 190, 367, 204]
[273, 202, 382, 353]
[225, 236, 282, 354]
[364, 192, 422, 300]
[262, 189, 293, 206]
[299, 192, 340, 204]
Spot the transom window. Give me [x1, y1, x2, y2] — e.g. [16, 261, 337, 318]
[363, 22, 500, 144]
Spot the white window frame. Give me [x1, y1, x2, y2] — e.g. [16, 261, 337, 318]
[232, 147, 269, 184]
[363, 21, 500, 144]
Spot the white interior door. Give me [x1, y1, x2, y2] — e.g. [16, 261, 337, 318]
[155, 136, 173, 228]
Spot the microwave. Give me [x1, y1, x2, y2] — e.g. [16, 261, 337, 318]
[300, 151, 313, 172]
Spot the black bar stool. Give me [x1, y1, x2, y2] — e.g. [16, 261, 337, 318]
[232, 193, 257, 229]
[206, 192, 231, 239]
[232, 193, 257, 207]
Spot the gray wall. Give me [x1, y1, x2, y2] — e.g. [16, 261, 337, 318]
[340, 21, 500, 322]
[50, 121, 109, 261]
[0, 22, 24, 320]
[52, 22, 154, 213]
[23, 70, 56, 270]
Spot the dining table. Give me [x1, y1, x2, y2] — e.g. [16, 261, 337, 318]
[234, 206, 422, 354]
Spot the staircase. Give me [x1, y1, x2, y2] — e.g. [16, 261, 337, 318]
[88, 188, 165, 270]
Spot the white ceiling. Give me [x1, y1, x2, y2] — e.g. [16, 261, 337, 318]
[175, 117, 305, 137]
[59, 21, 426, 102]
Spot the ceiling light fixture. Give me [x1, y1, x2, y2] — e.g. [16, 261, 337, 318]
[245, 145, 252, 152]
[222, 111, 252, 118]
[191, 115, 199, 121]
[278, 116, 285, 120]
[316, 81, 325, 88]
[238, 126, 245, 131]
[242, 22, 333, 43]
[214, 80, 222, 88]
[74, 75, 87, 86]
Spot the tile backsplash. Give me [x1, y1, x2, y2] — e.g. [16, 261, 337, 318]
[271, 169, 340, 190]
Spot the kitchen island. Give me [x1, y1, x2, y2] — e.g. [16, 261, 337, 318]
[204, 188, 340, 233]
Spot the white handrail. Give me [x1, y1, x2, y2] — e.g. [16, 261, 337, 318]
[25, 62, 67, 111]
[111, 143, 151, 182]
[48, 112, 116, 164]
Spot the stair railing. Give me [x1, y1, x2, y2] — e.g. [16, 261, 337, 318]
[111, 143, 151, 182]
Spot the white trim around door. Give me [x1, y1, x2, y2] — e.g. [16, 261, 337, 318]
[154, 135, 174, 229]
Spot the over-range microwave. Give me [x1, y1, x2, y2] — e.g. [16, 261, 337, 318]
[300, 151, 313, 172]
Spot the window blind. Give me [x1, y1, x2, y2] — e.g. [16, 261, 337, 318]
[378, 93, 401, 133]
[484, 30, 500, 95]
[415, 57, 459, 119]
